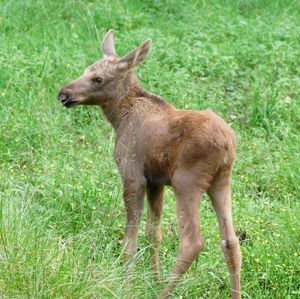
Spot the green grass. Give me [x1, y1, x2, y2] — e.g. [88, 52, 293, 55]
[0, 0, 300, 298]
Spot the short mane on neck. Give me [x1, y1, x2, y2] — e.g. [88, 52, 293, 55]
[101, 73, 169, 130]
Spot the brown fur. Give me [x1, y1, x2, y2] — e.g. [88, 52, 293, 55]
[58, 30, 242, 298]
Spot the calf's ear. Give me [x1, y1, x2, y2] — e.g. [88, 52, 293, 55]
[101, 29, 116, 57]
[118, 39, 151, 71]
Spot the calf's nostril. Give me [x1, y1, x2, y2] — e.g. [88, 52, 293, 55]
[61, 94, 67, 101]
[58, 92, 69, 102]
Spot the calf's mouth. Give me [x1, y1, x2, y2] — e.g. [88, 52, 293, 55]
[58, 92, 77, 108]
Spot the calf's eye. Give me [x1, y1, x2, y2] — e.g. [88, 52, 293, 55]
[94, 77, 103, 84]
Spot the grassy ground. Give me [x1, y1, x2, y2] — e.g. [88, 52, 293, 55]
[0, 0, 299, 298]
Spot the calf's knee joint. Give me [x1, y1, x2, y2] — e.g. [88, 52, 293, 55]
[221, 238, 239, 251]
[182, 238, 204, 257]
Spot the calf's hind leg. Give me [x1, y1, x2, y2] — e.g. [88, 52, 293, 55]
[208, 173, 242, 299]
[159, 185, 204, 297]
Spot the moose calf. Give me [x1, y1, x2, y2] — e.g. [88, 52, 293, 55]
[58, 30, 242, 298]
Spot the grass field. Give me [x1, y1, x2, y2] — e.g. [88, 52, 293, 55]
[0, 0, 300, 298]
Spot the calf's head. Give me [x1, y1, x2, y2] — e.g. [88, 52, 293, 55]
[58, 30, 151, 108]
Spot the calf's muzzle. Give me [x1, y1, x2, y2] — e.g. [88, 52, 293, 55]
[58, 88, 76, 108]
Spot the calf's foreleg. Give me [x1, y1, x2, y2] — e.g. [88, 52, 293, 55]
[145, 184, 164, 280]
[123, 179, 146, 260]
